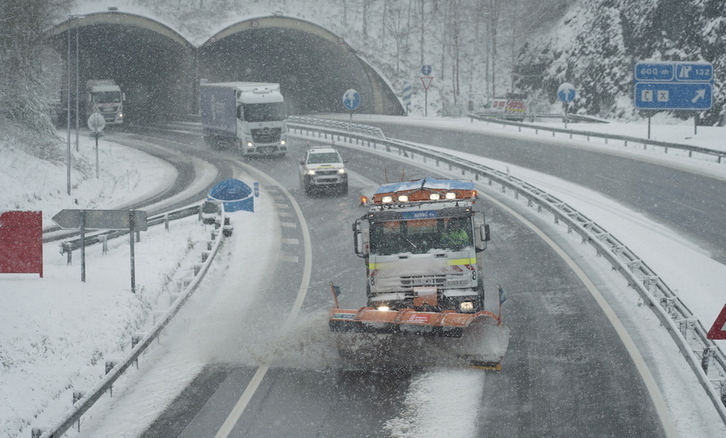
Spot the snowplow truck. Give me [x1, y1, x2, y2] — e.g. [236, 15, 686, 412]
[329, 177, 510, 369]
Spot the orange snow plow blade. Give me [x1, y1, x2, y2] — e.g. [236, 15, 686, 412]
[329, 307, 499, 338]
[328, 287, 510, 369]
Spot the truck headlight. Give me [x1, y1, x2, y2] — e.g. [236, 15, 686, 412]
[280, 140, 286, 145]
[377, 306, 390, 312]
[306, 169, 316, 176]
[459, 301, 474, 312]
[247, 141, 254, 148]
[338, 168, 346, 174]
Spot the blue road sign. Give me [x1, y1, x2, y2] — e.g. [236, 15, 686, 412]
[557, 83, 576, 103]
[343, 89, 361, 111]
[635, 63, 674, 81]
[634, 61, 714, 110]
[634, 82, 712, 110]
[421, 64, 432, 76]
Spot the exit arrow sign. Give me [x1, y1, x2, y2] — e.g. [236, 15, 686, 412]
[52, 209, 148, 231]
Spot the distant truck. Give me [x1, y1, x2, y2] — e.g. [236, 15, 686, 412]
[86, 80, 125, 125]
[199, 82, 288, 157]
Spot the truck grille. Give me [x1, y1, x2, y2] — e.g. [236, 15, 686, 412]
[251, 127, 281, 143]
[316, 169, 339, 176]
[400, 275, 446, 289]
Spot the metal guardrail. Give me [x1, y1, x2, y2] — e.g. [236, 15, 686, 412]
[37, 206, 230, 438]
[288, 119, 726, 424]
[58, 205, 202, 255]
[470, 112, 610, 124]
[468, 113, 726, 164]
[288, 115, 385, 139]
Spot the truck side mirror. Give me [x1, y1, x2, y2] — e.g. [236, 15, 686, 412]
[482, 224, 490, 242]
[353, 219, 368, 257]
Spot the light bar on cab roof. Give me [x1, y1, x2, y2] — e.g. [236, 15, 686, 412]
[398, 195, 409, 202]
[429, 193, 440, 200]
[445, 192, 456, 199]
[382, 195, 393, 203]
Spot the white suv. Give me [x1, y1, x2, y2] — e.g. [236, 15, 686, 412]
[299, 147, 348, 195]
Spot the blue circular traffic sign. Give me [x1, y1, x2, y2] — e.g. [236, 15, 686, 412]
[557, 83, 576, 103]
[343, 89, 361, 110]
[421, 64, 432, 76]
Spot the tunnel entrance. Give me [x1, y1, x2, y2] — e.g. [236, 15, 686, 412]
[47, 13, 403, 125]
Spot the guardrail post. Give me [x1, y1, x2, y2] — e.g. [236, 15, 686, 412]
[63, 242, 72, 265]
[165, 214, 170, 231]
[73, 390, 86, 431]
[101, 235, 108, 254]
[701, 347, 712, 373]
[105, 360, 117, 396]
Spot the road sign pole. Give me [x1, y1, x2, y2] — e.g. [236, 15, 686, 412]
[80, 211, 86, 282]
[425, 89, 428, 117]
[130, 211, 136, 294]
[95, 134, 99, 178]
[648, 116, 651, 139]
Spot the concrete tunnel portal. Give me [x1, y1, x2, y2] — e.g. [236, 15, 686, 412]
[48, 12, 404, 125]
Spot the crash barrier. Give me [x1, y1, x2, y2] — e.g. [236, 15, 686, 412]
[467, 113, 726, 164]
[470, 112, 610, 124]
[287, 116, 385, 140]
[58, 204, 202, 257]
[37, 205, 229, 438]
[288, 118, 726, 424]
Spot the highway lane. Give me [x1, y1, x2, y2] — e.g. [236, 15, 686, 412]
[363, 121, 726, 265]
[117, 128, 669, 437]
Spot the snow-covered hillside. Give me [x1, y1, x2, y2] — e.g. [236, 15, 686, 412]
[516, 0, 725, 123]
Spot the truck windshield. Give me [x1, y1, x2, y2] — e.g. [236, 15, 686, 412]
[369, 218, 472, 255]
[243, 102, 286, 122]
[92, 92, 121, 103]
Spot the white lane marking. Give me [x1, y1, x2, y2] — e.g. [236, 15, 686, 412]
[672, 199, 708, 215]
[214, 365, 269, 438]
[214, 161, 313, 438]
[282, 238, 300, 245]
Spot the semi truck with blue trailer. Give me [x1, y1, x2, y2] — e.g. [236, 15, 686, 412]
[199, 82, 287, 157]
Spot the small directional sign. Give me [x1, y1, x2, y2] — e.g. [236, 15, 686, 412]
[52, 209, 148, 231]
[634, 61, 713, 110]
[557, 83, 576, 103]
[342, 89, 361, 111]
[87, 112, 106, 133]
[421, 64, 432, 76]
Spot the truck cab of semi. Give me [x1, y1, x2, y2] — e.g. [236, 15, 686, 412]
[86, 80, 125, 125]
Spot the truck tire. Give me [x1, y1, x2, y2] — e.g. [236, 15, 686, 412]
[340, 182, 348, 196]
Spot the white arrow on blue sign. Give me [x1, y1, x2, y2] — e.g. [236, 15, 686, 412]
[343, 89, 361, 111]
[557, 83, 576, 103]
[421, 64, 432, 76]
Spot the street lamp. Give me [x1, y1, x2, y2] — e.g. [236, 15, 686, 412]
[65, 14, 83, 196]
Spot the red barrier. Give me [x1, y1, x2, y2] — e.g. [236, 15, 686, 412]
[0, 211, 43, 277]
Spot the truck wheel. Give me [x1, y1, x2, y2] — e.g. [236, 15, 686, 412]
[340, 182, 348, 196]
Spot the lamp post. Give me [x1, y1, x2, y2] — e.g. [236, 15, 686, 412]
[65, 14, 83, 195]
[66, 16, 71, 195]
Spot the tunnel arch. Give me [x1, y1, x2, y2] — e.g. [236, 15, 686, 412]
[47, 11, 197, 123]
[47, 12, 404, 123]
[200, 15, 404, 116]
